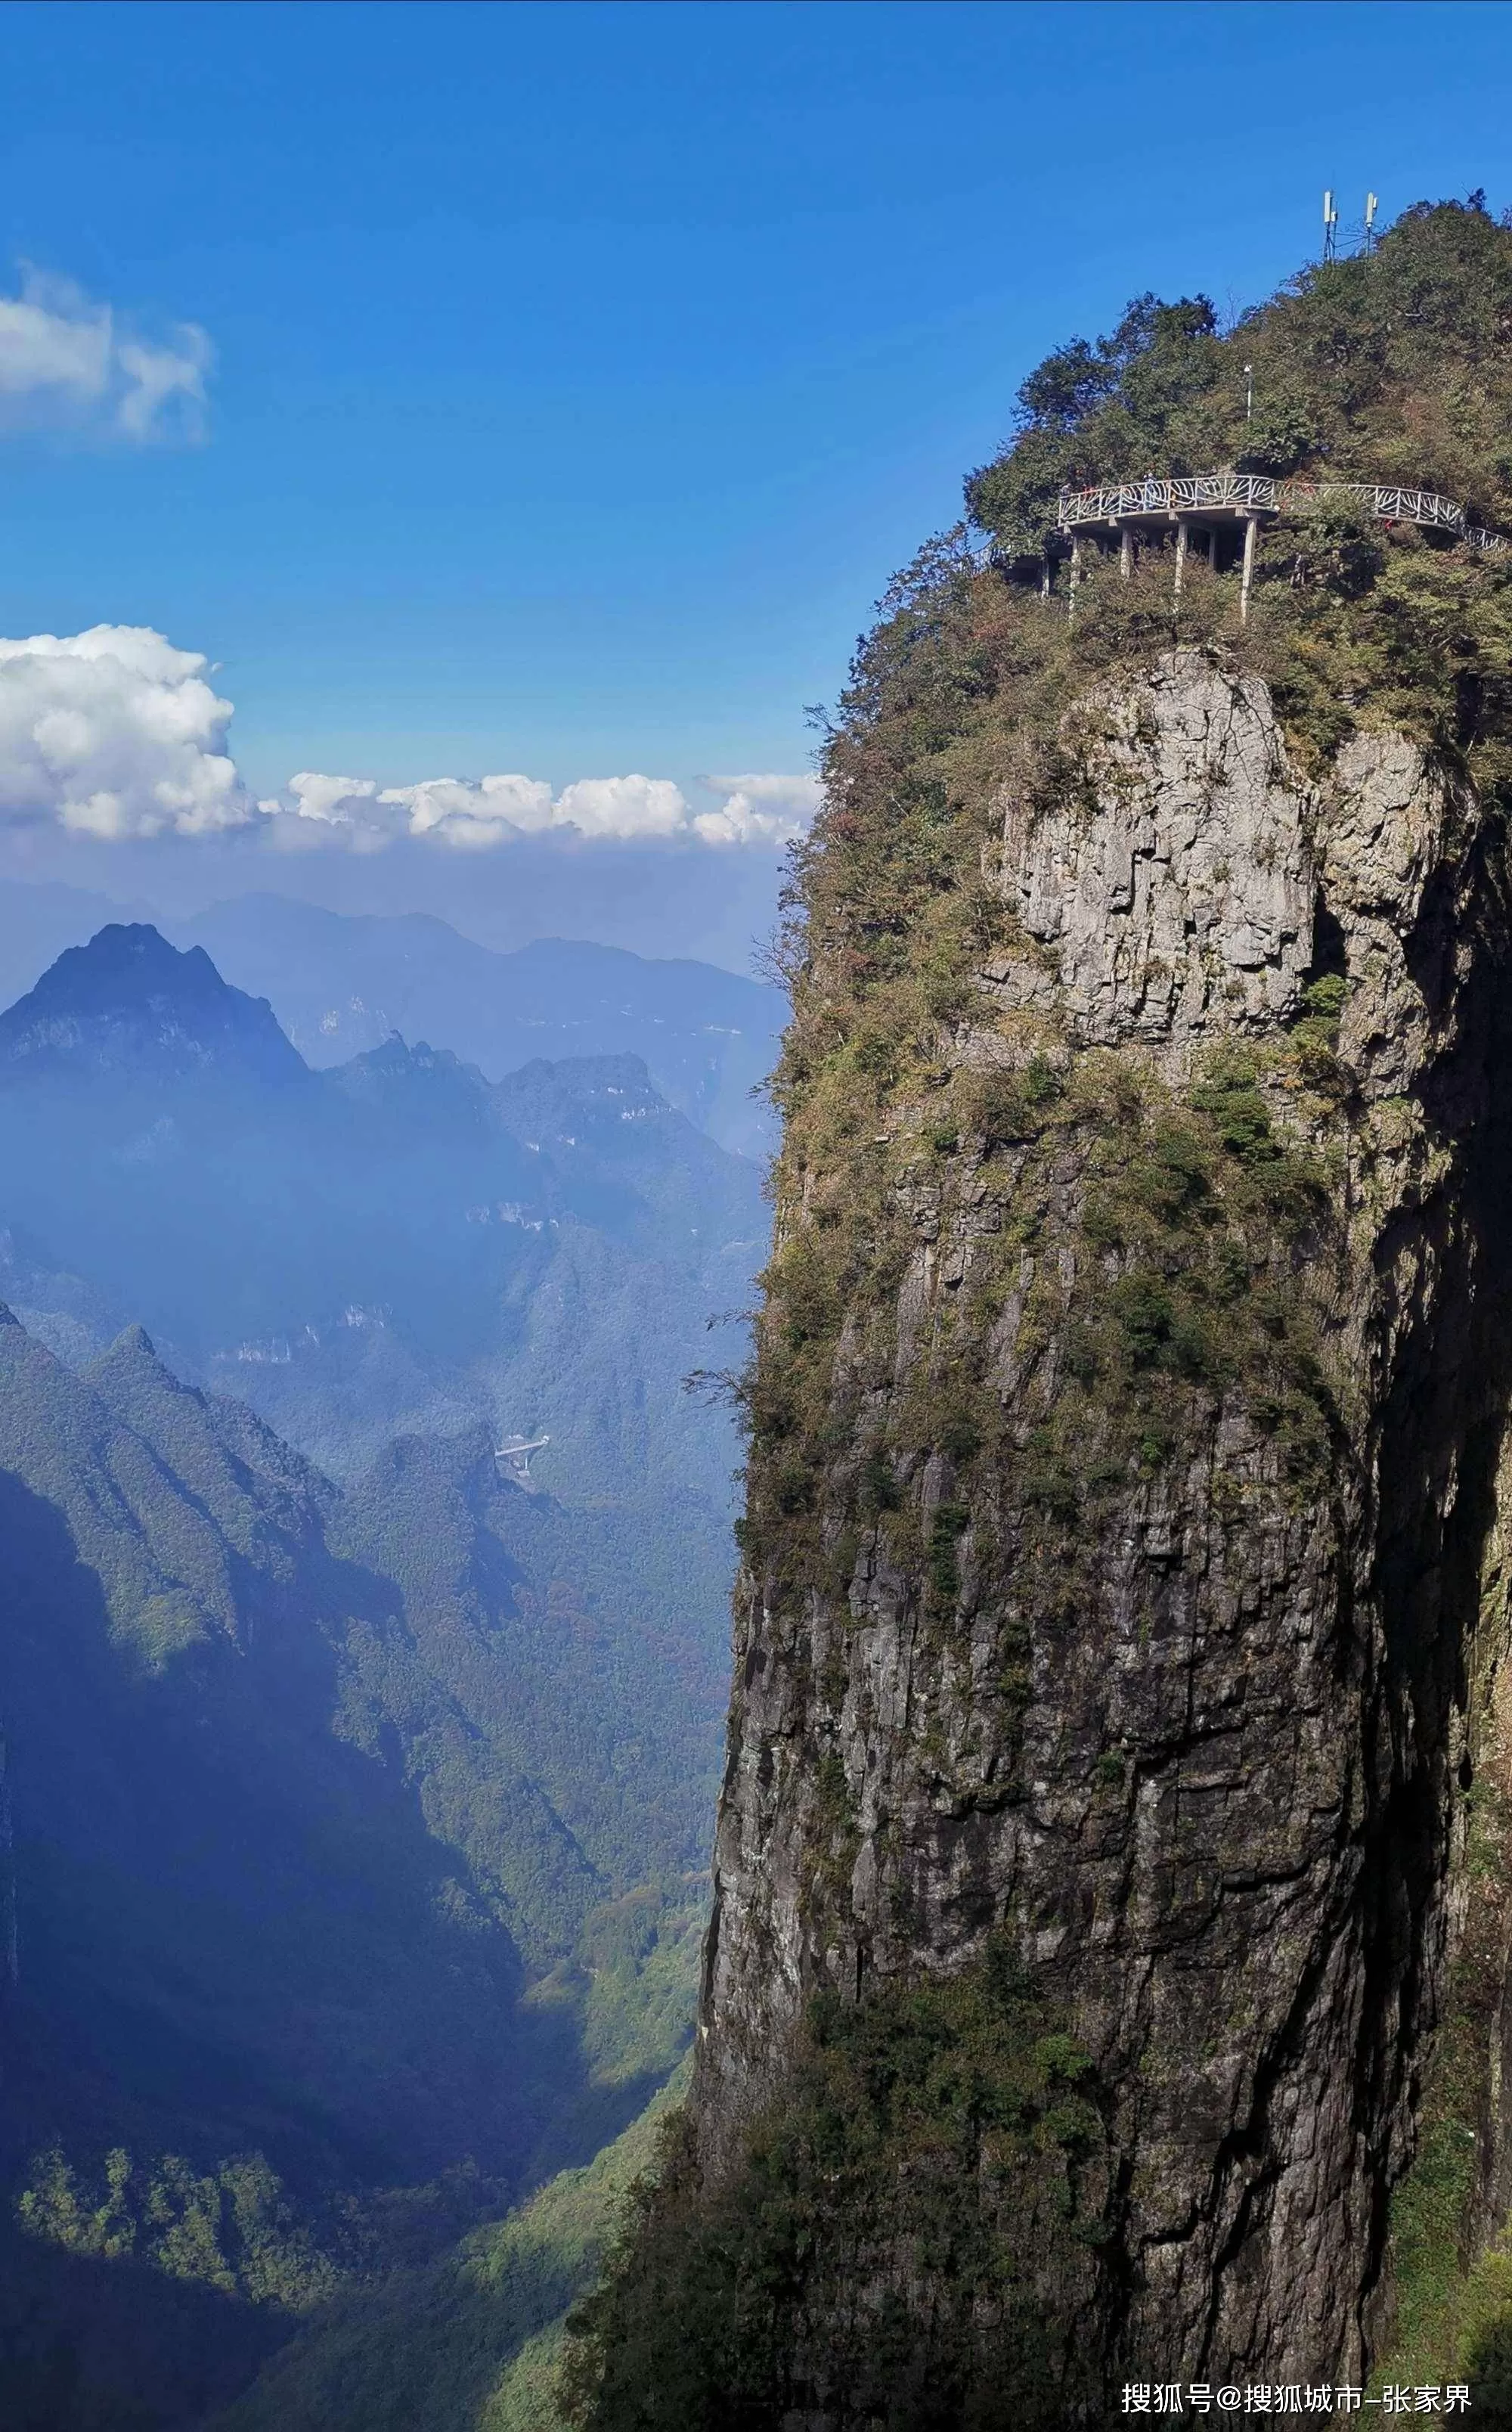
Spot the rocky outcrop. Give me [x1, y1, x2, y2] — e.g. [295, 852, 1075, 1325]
[988, 661, 1316, 1056]
[693, 651, 1512, 2398]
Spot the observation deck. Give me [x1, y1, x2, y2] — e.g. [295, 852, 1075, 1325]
[1056, 472, 1507, 554]
[1031, 469, 1509, 620]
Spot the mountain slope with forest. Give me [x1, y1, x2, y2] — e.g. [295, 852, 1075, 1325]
[0, 1310, 714, 2427]
[567, 197, 1512, 2427]
[210, 2067, 686, 2432]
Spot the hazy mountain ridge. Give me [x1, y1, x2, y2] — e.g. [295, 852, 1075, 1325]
[0, 883, 784, 1156]
[334, 1425, 723, 1950]
[0, 1309, 532, 2421]
[0, 925, 764, 1509]
[0, 917, 742, 2423]
[172, 897, 786, 1157]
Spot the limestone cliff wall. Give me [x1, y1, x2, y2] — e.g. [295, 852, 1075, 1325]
[693, 653, 1512, 2393]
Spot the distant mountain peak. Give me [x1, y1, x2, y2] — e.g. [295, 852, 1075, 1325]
[0, 922, 306, 1086]
[83, 1320, 199, 1407]
[363, 1032, 463, 1074]
[98, 1320, 161, 1363]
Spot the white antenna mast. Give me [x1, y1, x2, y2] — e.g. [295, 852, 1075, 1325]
[1322, 190, 1339, 262]
[1364, 191, 1379, 251]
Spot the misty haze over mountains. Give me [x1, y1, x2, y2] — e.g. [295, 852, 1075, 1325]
[0, 917, 769, 1497]
[0, 879, 787, 1156]
[0, 903, 771, 2421]
[182, 898, 786, 1159]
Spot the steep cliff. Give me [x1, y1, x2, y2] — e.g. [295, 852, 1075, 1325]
[566, 200, 1512, 2427]
[702, 652, 1512, 2387]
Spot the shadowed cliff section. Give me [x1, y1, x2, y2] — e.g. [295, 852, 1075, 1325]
[567, 200, 1512, 2428]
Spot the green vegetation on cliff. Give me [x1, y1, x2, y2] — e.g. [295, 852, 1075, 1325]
[740, 197, 1512, 1628]
[562, 1944, 1109, 2431]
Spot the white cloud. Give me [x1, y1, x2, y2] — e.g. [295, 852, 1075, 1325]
[0, 619, 821, 854]
[266, 771, 558, 855]
[269, 768, 816, 851]
[0, 269, 211, 442]
[272, 769, 690, 849]
[692, 771, 823, 848]
[0, 626, 253, 837]
[390, 774, 557, 848]
[553, 775, 689, 840]
[262, 772, 407, 855]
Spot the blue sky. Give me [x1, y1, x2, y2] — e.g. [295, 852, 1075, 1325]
[0, 0, 1506, 965]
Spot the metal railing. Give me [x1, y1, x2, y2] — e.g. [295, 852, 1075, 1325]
[1054, 473, 1508, 553]
[1058, 472, 1283, 525]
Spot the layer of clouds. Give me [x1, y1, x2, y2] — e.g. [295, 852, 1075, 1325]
[268, 768, 813, 851]
[0, 624, 819, 853]
[0, 269, 212, 443]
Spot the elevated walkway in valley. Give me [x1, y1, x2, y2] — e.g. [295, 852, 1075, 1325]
[494, 1432, 549, 1486]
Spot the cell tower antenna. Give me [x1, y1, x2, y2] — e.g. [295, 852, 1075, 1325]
[1322, 189, 1339, 262]
[1365, 191, 1379, 251]
[1244, 362, 1253, 423]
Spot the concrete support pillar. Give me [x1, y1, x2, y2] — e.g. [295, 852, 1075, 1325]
[1174, 516, 1190, 597]
[1068, 534, 1082, 619]
[1040, 551, 1052, 599]
[1120, 526, 1134, 581]
[1240, 513, 1258, 623]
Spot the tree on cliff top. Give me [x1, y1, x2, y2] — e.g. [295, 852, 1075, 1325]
[968, 196, 1512, 557]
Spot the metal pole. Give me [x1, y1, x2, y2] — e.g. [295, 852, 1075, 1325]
[1240, 513, 1258, 623]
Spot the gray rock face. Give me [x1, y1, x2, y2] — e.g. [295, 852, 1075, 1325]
[693, 651, 1512, 2398]
[987, 659, 1316, 1060]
